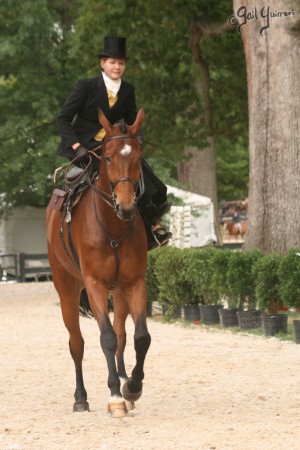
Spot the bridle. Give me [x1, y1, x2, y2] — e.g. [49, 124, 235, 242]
[59, 132, 145, 289]
[90, 133, 145, 289]
[87, 134, 145, 212]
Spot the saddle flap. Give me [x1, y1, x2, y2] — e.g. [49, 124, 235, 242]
[48, 188, 68, 211]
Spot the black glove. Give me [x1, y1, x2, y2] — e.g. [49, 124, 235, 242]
[74, 145, 89, 164]
[75, 145, 91, 167]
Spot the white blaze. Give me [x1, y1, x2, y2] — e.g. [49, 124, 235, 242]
[120, 144, 132, 156]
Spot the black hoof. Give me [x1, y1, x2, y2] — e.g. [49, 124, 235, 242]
[73, 401, 90, 412]
[122, 378, 143, 402]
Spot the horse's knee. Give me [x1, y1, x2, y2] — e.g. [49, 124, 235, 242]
[134, 331, 151, 354]
[134, 318, 151, 353]
[99, 315, 117, 350]
[100, 328, 118, 355]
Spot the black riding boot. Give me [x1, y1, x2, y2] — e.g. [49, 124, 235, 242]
[139, 200, 172, 251]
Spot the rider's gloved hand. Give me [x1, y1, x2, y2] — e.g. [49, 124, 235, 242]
[74, 145, 89, 164]
[74, 145, 91, 167]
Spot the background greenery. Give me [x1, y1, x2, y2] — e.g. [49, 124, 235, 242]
[146, 247, 300, 316]
[0, 0, 248, 216]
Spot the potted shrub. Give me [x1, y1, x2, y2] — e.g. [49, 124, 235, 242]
[191, 248, 223, 324]
[179, 248, 204, 321]
[225, 249, 263, 328]
[145, 249, 161, 317]
[279, 249, 300, 309]
[154, 247, 183, 320]
[278, 248, 300, 342]
[155, 247, 203, 321]
[253, 253, 287, 336]
[207, 248, 235, 327]
[226, 249, 263, 308]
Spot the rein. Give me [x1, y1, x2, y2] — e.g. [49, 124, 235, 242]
[87, 134, 145, 210]
[59, 133, 144, 288]
[92, 193, 135, 290]
[90, 133, 144, 289]
[87, 167, 145, 210]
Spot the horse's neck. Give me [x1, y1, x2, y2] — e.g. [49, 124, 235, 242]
[95, 167, 128, 234]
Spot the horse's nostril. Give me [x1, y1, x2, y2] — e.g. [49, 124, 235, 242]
[116, 204, 136, 221]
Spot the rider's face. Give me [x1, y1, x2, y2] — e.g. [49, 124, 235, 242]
[100, 58, 126, 80]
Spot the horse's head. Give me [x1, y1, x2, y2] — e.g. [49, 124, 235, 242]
[98, 108, 144, 221]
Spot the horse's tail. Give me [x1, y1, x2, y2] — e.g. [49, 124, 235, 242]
[79, 289, 94, 318]
[79, 289, 114, 317]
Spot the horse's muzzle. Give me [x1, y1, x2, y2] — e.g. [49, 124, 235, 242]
[115, 203, 137, 221]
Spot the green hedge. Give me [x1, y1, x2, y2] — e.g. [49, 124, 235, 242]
[253, 253, 283, 314]
[146, 247, 300, 315]
[279, 249, 300, 309]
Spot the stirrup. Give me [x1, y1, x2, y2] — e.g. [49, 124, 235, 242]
[152, 226, 172, 247]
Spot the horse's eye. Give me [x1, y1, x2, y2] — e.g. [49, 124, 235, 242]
[105, 156, 111, 164]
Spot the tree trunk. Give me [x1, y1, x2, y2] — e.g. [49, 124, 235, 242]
[177, 141, 217, 208]
[177, 19, 219, 212]
[234, 0, 300, 253]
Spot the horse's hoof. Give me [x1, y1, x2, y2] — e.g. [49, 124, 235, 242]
[108, 401, 128, 418]
[125, 400, 135, 411]
[122, 378, 143, 402]
[73, 401, 89, 412]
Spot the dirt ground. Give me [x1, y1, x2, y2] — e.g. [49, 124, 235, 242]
[0, 282, 300, 450]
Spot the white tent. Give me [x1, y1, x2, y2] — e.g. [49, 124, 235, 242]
[0, 206, 47, 254]
[167, 185, 216, 248]
[0, 188, 216, 255]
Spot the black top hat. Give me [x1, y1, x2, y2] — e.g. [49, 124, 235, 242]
[97, 36, 128, 60]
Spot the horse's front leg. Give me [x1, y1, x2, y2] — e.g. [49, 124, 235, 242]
[122, 280, 151, 405]
[86, 283, 127, 418]
[100, 315, 129, 417]
[112, 291, 136, 410]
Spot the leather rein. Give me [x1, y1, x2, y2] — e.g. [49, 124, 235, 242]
[87, 134, 144, 290]
[87, 134, 145, 210]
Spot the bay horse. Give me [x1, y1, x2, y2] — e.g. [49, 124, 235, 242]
[46, 108, 151, 418]
[224, 221, 247, 239]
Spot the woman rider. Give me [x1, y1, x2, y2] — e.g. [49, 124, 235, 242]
[56, 36, 172, 250]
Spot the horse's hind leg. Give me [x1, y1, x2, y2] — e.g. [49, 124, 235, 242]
[49, 251, 88, 412]
[61, 283, 89, 412]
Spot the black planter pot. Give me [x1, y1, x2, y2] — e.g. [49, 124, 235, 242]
[162, 305, 182, 318]
[262, 314, 288, 336]
[200, 304, 223, 325]
[218, 308, 240, 327]
[237, 310, 262, 329]
[172, 306, 182, 319]
[293, 319, 300, 344]
[183, 305, 200, 322]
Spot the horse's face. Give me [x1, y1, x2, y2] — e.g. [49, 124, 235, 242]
[103, 135, 143, 221]
[99, 109, 144, 221]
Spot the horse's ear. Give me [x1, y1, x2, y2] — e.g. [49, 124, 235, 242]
[98, 109, 113, 134]
[129, 108, 144, 135]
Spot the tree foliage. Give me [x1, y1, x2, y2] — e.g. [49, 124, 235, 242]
[0, 0, 248, 216]
[0, 0, 80, 214]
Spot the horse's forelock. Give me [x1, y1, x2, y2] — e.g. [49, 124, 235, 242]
[117, 122, 128, 134]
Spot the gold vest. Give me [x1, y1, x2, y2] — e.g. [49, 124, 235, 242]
[94, 89, 118, 141]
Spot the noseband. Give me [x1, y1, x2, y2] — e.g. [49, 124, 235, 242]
[91, 134, 144, 290]
[89, 134, 145, 211]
